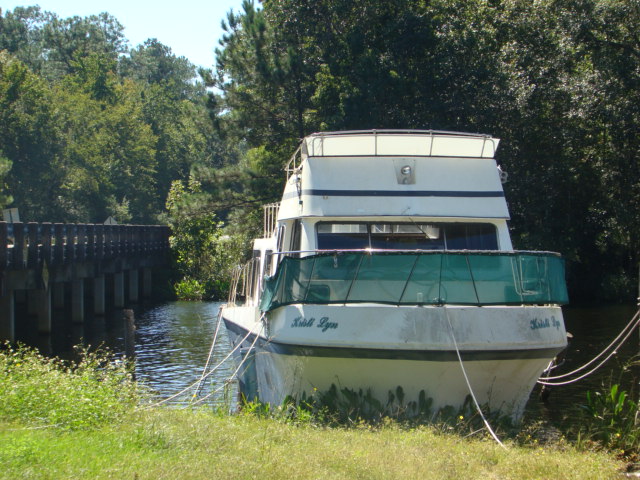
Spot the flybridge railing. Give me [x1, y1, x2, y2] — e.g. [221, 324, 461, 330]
[227, 256, 262, 306]
[257, 250, 568, 311]
[285, 145, 303, 179]
[285, 130, 499, 180]
[263, 203, 280, 238]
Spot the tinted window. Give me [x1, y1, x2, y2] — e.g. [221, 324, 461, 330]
[316, 222, 498, 250]
[446, 224, 498, 250]
[317, 223, 369, 249]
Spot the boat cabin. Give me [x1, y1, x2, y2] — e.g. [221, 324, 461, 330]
[232, 130, 517, 306]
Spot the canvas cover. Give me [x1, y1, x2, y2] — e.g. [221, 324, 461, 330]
[260, 251, 568, 311]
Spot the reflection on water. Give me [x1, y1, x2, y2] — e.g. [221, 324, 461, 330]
[17, 300, 235, 406]
[132, 301, 234, 404]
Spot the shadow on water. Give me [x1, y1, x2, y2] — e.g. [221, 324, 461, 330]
[132, 301, 234, 403]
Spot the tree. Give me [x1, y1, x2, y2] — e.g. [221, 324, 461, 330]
[121, 39, 227, 217]
[55, 55, 158, 223]
[165, 177, 249, 299]
[0, 51, 64, 220]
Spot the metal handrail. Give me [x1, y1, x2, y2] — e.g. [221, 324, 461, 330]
[268, 248, 563, 257]
[263, 203, 280, 238]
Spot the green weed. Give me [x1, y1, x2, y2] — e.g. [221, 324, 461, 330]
[578, 383, 640, 455]
[173, 276, 206, 300]
[0, 342, 139, 430]
[238, 384, 512, 439]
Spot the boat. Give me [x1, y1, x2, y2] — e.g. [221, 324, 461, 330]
[220, 129, 568, 421]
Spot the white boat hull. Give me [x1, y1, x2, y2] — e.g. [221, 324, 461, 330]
[222, 303, 566, 420]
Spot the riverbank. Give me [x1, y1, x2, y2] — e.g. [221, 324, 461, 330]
[0, 408, 626, 480]
[0, 331, 634, 479]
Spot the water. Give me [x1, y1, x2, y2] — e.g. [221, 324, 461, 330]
[16, 300, 235, 406]
[15, 300, 640, 418]
[131, 301, 234, 404]
[526, 304, 640, 420]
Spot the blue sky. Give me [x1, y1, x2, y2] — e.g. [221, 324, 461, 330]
[2, 0, 245, 68]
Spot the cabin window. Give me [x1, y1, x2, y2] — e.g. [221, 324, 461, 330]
[445, 224, 498, 250]
[370, 224, 444, 250]
[264, 249, 273, 276]
[276, 225, 286, 253]
[317, 223, 369, 250]
[249, 250, 261, 299]
[290, 220, 302, 257]
[316, 222, 498, 250]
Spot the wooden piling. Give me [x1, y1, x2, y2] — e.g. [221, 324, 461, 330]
[123, 308, 136, 359]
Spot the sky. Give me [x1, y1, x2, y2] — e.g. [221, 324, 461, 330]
[2, 0, 245, 68]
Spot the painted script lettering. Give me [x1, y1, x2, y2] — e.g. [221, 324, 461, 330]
[291, 316, 338, 332]
[317, 317, 338, 332]
[530, 316, 561, 330]
[291, 316, 315, 328]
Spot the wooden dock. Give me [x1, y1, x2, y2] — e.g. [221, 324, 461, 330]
[0, 222, 170, 341]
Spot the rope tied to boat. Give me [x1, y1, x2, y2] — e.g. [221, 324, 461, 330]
[538, 308, 640, 387]
[443, 306, 507, 450]
[189, 321, 265, 407]
[193, 307, 225, 398]
[145, 312, 265, 408]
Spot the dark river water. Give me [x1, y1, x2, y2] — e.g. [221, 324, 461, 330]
[15, 301, 640, 419]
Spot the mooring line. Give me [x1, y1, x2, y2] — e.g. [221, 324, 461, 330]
[145, 321, 258, 408]
[539, 309, 640, 383]
[189, 322, 264, 407]
[538, 309, 640, 387]
[444, 306, 506, 450]
[193, 308, 224, 400]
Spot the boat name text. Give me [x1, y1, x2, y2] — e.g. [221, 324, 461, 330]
[530, 316, 561, 330]
[291, 316, 338, 332]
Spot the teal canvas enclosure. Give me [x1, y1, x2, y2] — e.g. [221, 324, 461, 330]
[260, 251, 568, 311]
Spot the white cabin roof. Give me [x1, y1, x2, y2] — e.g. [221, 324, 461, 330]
[279, 130, 509, 220]
[301, 130, 499, 158]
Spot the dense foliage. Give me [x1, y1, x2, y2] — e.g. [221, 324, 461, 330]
[1, 1, 639, 301]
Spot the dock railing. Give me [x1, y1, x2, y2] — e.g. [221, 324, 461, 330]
[0, 222, 169, 270]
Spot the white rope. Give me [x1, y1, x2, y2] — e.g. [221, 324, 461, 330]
[144, 320, 258, 408]
[444, 306, 506, 449]
[540, 309, 640, 381]
[192, 307, 224, 400]
[189, 322, 264, 407]
[538, 309, 640, 387]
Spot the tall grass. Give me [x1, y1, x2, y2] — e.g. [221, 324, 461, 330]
[0, 408, 625, 480]
[0, 342, 139, 430]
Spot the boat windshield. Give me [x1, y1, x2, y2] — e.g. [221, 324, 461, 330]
[259, 251, 568, 311]
[316, 222, 498, 250]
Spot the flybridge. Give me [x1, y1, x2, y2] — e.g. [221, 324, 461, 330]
[287, 130, 500, 175]
[280, 130, 509, 220]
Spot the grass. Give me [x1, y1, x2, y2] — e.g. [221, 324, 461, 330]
[0, 409, 626, 480]
[0, 344, 630, 479]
